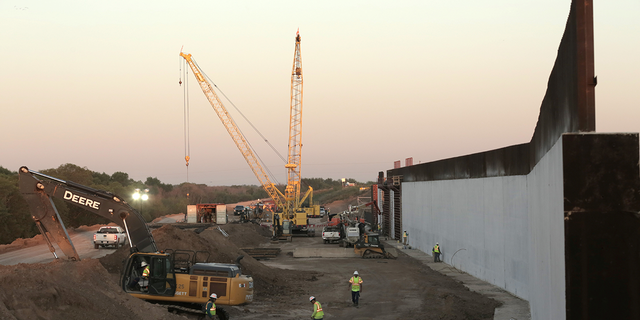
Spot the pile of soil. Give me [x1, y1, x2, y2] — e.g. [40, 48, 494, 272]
[0, 259, 184, 320]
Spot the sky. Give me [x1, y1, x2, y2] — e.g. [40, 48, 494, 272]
[1, 1, 639, 187]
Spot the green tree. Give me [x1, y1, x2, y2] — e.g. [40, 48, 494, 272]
[111, 171, 131, 186]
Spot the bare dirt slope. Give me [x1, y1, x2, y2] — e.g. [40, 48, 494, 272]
[0, 219, 499, 320]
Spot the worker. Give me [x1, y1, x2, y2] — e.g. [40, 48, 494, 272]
[433, 242, 441, 262]
[127, 260, 149, 291]
[402, 230, 408, 245]
[141, 261, 150, 279]
[309, 296, 324, 319]
[205, 293, 217, 319]
[348, 270, 363, 307]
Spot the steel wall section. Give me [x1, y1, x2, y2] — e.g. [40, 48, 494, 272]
[379, 1, 640, 318]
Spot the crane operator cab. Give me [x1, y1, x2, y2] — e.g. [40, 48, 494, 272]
[121, 250, 254, 306]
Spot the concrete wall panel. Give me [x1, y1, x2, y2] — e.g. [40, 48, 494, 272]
[403, 174, 530, 301]
[526, 138, 565, 320]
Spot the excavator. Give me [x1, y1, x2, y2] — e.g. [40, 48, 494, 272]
[18, 166, 253, 313]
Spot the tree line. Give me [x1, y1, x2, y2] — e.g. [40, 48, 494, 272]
[0, 164, 370, 245]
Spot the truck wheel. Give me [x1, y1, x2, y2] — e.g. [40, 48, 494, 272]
[94, 243, 99, 249]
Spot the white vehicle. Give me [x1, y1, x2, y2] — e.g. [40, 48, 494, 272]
[322, 226, 341, 244]
[93, 226, 127, 249]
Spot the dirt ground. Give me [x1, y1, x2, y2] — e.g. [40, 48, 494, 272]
[0, 204, 500, 320]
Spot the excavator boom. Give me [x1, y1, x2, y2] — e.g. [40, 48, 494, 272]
[18, 166, 157, 260]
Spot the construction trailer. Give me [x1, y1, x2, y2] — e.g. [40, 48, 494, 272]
[187, 203, 227, 224]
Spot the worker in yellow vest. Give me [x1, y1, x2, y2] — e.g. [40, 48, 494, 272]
[348, 270, 363, 307]
[141, 261, 150, 278]
[205, 293, 217, 319]
[309, 296, 324, 319]
[402, 231, 408, 245]
[433, 243, 441, 262]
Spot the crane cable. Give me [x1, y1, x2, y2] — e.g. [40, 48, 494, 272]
[180, 57, 191, 183]
[193, 58, 285, 185]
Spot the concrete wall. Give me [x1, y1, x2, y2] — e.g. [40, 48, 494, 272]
[403, 137, 565, 319]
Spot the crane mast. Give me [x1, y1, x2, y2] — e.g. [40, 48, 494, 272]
[179, 52, 286, 212]
[285, 30, 305, 211]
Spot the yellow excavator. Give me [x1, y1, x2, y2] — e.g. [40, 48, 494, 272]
[18, 166, 253, 313]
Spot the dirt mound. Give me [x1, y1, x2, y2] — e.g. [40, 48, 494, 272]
[219, 223, 273, 248]
[324, 198, 357, 214]
[0, 259, 184, 320]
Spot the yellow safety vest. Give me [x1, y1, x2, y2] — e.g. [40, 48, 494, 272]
[350, 276, 363, 292]
[142, 266, 150, 278]
[433, 245, 440, 253]
[206, 301, 216, 316]
[312, 301, 324, 319]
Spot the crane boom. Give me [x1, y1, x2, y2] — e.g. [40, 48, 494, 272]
[285, 31, 304, 210]
[179, 52, 286, 211]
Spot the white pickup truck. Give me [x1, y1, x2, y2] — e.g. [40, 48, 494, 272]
[93, 226, 127, 249]
[322, 226, 342, 244]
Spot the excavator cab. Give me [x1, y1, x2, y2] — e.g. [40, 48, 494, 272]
[123, 252, 176, 296]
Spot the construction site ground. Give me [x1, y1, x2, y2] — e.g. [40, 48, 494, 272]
[0, 209, 504, 320]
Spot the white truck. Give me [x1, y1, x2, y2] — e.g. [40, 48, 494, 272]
[93, 226, 127, 249]
[322, 226, 342, 244]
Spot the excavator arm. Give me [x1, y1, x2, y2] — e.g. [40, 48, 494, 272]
[18, 166, 158, 261]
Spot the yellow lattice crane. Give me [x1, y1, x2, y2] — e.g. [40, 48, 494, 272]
[179, 31, 317, 236]
[285, 30, 318, 219]
[179, 51, 287, 213]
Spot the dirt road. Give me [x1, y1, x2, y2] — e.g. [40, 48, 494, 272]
[227, 236, 499, 320]
[0, 225, 113, 265]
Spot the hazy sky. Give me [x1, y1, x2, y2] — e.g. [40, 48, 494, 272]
[2, 1, 639, 186]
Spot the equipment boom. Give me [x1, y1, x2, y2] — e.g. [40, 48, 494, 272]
[179, 52, 286, 211]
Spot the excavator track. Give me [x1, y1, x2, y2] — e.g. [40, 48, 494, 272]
[362, 249, 385, 259]
[362, 249, 397, 259]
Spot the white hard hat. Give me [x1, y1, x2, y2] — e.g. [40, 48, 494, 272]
[354, 271, 359, 275]
[141, 261, 148, 267]
[436, 242, 439, 245]
[309, 296, 315, 302]
[210, 293, 217, 299]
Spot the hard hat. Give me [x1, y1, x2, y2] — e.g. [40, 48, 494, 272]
[210, 293, 217, 299]
[354, 271, 359, 275]
[436, 242, 439, 245]
[141, 261, 148, 267]
[309, 296, 315, 302]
